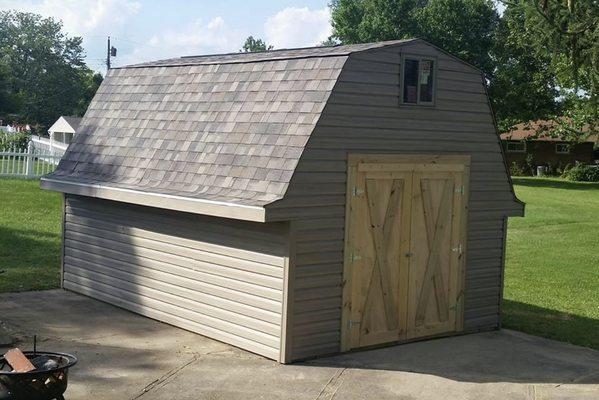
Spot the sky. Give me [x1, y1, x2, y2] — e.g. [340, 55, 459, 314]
[0, 0, 332, 72]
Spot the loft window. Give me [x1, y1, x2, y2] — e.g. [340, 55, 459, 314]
[402, 57, 435, 105]
[506, 141, 526, 153]
[555, 143, 570, 154]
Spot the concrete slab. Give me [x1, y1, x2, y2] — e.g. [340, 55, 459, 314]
[1, 290, 598, 400]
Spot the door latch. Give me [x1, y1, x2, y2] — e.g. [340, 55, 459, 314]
[451, 244, 463, 255]
[352, 187, 364, 196]
[348, 320, 361, 329]
[349, 252, 362, 263]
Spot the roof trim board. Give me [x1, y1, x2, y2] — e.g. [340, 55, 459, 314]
[123, 39, 417, 69]
[40, 177, 267, 222]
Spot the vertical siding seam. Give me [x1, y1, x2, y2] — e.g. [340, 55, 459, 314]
[279, 221, 297, 363]
[497, 216, 508, 329]
[60, 194, 67, 289]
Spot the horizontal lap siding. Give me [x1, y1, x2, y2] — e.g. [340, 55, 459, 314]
[269, 42, 517, 360]
[63, 195, 288, 361]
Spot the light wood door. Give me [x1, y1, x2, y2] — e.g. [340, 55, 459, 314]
[406, 171, 465, 339]
[341, 155, 468, 351]
[345, 169, 412, 349]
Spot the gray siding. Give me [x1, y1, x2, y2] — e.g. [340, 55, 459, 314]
[63, 195, 289, 361]
[267, 42, 521, 360]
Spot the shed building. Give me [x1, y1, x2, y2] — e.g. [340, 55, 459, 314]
[48, 116, 82, 145]
[42, 39, 524, 363]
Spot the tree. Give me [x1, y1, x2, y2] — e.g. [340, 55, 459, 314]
[0, 11, 100, 130]
[74, 71, 103, 117]
[241, 36, 273, 52]
[330, 0, 500, 75]
[508, 0, 598, 139]
[488, 4, 561, 131]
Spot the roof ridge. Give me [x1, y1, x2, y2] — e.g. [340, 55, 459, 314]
[116, 39, 417, 70]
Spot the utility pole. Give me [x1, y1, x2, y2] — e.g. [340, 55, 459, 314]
[107, 36, 111, 70]
[106, 36, 117, 71]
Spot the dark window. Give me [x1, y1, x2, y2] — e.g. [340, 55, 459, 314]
[555, 143, 570, 154]
[403, 59, 419, 104]
[506, 141, 526, 153]
[402, 58, 435, 105]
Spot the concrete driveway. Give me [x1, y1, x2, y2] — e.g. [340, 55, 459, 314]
[1, 290, 598, 400]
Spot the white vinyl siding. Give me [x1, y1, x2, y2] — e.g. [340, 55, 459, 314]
[63, 195, 289, 361]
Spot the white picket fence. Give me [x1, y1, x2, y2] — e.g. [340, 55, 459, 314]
[30, 136, 68, 158]
[0, 142, 63, 178]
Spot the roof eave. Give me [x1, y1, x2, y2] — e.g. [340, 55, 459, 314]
[41, 177, 267, 223]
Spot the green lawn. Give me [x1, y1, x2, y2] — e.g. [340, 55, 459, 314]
[504, 177, 599, 350]
[0, 178, 62, 292]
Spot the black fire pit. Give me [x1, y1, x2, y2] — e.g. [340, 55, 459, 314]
[0, 351, 77, 400]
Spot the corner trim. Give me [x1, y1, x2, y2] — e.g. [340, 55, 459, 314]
[41, 178, 267, 222]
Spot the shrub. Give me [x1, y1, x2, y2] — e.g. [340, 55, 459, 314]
[0, 131, 29, 151]
[524, 153, 535, 176]
[510, 162, 526, 176]
[564, 164, 599, 182]
[561, 163, 573, 178]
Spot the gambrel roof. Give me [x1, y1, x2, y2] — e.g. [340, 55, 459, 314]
[42, 39, 416, 220]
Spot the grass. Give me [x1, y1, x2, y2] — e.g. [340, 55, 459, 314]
[504, 177, 599, 350]
[0, 178, 62, 292]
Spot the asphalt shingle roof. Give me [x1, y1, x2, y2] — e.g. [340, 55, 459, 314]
[62, 116, 82, 131]
[49, 40, 414, 206]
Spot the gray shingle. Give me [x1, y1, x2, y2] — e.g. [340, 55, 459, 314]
[49, 40, 416, 206]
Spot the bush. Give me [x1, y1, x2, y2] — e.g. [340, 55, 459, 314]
[0, 131, 29, 151]
[564, 164, 599, 182]
[510, 162, 526, 176]
[524, 153, 535, 176]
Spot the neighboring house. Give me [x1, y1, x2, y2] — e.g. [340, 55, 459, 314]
[0, 123, 30, 134]
[501, 120, 597, 169]
[48, 116, 82, 145]
[41, 39, 524, 363]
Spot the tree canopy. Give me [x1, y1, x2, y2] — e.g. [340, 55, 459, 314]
[241, 36, 273, 52]
[330, 0, 500, 75]
[504, 0, 598, 139]
[0, 11, 102, 132]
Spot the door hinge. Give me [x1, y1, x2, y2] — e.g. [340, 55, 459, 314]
[451, 244, 463, 255]
[349, 252, 362, 263]
[455, 185, 465, 195]
[449, 290, 464, 312]
[348, 320, 361, 329]
[352, 187, 364, 196]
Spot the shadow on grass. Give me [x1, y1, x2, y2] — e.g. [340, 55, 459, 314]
[512, 177, 599, 191]
[503, 299, 599, 351]
[0, 226, 61, 292]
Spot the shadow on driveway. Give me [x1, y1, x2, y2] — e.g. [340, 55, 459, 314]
[1, 290, 598, 400]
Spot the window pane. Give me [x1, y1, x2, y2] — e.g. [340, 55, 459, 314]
[419, 60, 434, 102]
[507, 142, 526, 152]
[556, 144, 570, 154]
[403, 59, 419, 103]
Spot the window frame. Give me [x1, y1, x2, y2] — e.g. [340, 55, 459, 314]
[555, 143, 570, 154]
[399, 54, 438, 107]
[506, 141, 526, 153]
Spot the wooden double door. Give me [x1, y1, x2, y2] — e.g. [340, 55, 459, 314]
[341, 155, 469, 351]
